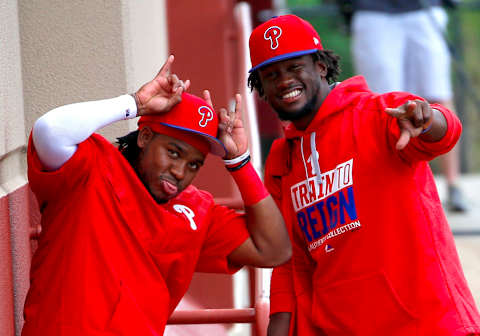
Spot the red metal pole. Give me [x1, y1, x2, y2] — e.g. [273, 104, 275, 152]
[167, 308, 255, 325]
[0, 196, 15, 336]
[254, 297, 270, 336]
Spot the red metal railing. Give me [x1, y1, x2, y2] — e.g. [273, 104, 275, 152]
[167, 297, 269, 335]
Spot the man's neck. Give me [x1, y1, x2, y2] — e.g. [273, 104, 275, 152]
[292, 82, 332, 131]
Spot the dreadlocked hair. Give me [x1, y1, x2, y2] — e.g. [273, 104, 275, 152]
[313, 49, 341, 83]
[117, 130, 141, 166]
[247, 49, 341, 97]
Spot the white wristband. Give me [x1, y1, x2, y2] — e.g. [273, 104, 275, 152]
[124, 94, 138, 120]
[223, 149, 251, 165]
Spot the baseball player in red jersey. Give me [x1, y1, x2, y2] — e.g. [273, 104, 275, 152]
[23, 55, 291, 335]
[247, 15, 480, 335]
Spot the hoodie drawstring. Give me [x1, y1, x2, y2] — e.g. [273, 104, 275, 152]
[310, 132, 323, 186]
[300, 136, 312, 194]
[300, 132, 323, 195]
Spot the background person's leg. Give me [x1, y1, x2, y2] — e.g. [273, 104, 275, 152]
[351, 11, 405, 93]
[405, 7, 468, 212]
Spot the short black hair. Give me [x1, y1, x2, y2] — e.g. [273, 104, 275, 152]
[247, 49, 341, 97]
[117, 130, 141, 166]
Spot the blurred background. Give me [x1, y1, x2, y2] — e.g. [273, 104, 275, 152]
[0, 1, 478, 335]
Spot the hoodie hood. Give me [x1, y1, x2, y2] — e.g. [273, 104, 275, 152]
[284, 76, 371, 140]
[280, 75, 371, 189]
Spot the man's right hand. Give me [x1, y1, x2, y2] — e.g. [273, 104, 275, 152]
[134, 55, 190, 116]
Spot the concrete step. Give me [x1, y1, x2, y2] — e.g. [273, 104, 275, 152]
[435, 174, 480, 234]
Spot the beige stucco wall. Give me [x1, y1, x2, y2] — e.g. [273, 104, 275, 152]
[18, 0, 168, 141]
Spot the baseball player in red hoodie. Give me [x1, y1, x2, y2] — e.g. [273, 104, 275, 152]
[248, 15, 480, 335]
[23, 56, 291, 335]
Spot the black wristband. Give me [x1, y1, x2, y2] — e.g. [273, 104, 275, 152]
[225, 156, 251, 172]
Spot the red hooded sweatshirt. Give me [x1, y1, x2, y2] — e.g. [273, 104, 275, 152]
[265, 76, 480, 335]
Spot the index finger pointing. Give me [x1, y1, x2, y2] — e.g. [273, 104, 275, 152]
[385, 107, 404, 118]
[155, 55, 174, 79]
[234, 94, 242, 118]
[203, 90, 214, 108]
[396, 129, 411, 150]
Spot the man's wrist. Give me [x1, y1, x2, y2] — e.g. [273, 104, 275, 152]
[420, 109, 435, 134]
[224, 149, 251, 172]
[119, 94, 138, 120]
[419, 108, 447, 141]
[130, 92, 144, 116]
[228, 160, 269, 206]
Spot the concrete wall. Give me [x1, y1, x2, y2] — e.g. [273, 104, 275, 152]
[17, 0, 170, 140]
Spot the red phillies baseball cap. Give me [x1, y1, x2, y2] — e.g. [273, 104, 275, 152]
[249, 14, 323, 72]
[137, 93, 226, 157]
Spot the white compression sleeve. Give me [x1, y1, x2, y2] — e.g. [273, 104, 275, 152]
[32, 94, 138, 171]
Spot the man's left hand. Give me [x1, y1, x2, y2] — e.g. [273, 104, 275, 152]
[203, 91, 248, 159]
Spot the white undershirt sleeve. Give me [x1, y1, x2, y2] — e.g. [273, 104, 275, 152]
[32, 94, 138, 171]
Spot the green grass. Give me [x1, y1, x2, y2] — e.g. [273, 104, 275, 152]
[457, 5, 480, 171]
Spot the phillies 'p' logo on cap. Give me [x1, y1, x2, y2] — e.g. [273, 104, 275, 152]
[198, 106, 214, 127]
[249, 15, 323, 72]
[264, 26, 282, 50]
[137, 93, 226, 157]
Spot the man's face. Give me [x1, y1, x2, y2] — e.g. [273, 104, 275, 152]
[136, 129, 205, 203]
[258, 55, 324, 125]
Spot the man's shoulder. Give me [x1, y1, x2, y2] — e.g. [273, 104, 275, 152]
[86, 133, 126, 161]
[265, 137, 290, 179]
[266, 137, 288, 163]
[175, 185, 215, 207]
[89, 133, 117, 149]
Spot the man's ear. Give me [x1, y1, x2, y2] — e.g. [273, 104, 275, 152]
[315, 60, 328, 78]
[137, 127, 154, 149]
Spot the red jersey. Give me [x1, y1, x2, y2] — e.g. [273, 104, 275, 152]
[265, 76, 480, 335]
[24, 133, 249, 336]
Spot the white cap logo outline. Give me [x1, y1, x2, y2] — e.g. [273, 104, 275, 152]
[198, 106, 214, 128]
[264, 26, 282, 50]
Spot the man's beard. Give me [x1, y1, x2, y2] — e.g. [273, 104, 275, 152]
[134, 162, 169, 204]
[144, 183, 169, 204]
[275, 91, 319, 122]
